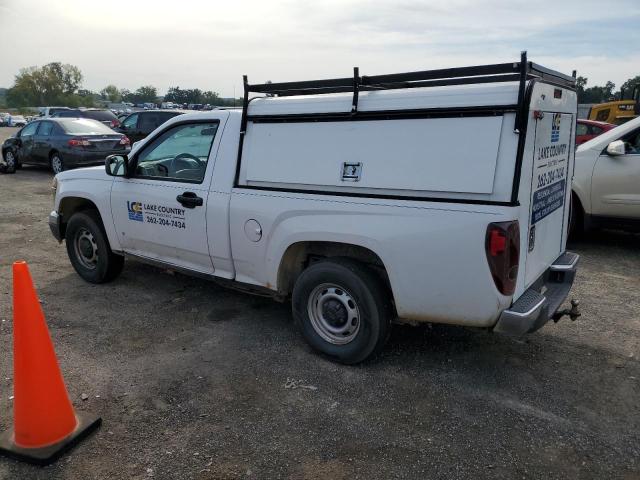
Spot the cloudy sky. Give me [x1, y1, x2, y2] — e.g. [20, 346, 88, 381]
[0, 0, 638, 97]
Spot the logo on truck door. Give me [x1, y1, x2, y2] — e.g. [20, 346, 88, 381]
[127, 201, 143, 222]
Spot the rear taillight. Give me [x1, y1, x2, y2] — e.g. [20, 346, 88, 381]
[485, 221, 520, 296]
[68, 138, 90, 147]
[111, 119, 120, 128]
[119, 136, 130, 146]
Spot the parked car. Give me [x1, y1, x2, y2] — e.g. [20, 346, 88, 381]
[575, 119, 616, 145]
[48, 57, 580, 364]
[114, 109, 184, 144]
[39, 106, 72, 118]
[571, 115, 640, 234]
[8, 115, 27, 127]
[1, 118, 130, 174]
[0, 113, 9, 126]
[51, 108, 121, 128]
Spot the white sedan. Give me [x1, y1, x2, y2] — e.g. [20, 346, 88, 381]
[8, 115, 27, 127]
[572, 115, 640, 233]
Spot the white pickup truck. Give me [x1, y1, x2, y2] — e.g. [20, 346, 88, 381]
[49, 55, 581, 363]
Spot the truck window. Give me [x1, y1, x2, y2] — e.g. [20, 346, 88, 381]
[133, 122, 219, 183]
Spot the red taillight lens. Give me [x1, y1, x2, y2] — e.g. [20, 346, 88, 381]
[68, 138, 90, 147]
[119, 136, 130, 145]
[111, 119, 120, 128]
[485, 221, 520, 296]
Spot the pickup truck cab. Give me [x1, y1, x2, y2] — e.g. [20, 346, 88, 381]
[49, 55, 580, 363]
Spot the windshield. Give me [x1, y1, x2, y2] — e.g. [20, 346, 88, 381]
[58, 118, 115, 135]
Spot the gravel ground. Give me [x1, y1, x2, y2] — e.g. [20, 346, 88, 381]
[0, 126, 639, 479]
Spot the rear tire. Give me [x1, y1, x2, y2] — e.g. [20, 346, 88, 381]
[292, 258, 392, 364]
[65, 210, 124, 283]
[50, 152, 65, 174]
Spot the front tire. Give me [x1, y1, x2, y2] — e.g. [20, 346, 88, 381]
[65, 210, 124, 283]
[50, 152, 65, 174]
[569, 193, 584, 239]
[292, 258, 392, 364]
[3, 150, 17, 174]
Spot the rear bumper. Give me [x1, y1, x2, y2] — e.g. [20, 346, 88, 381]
[493, 252, 579, 336]
[61, 148, 128, 167]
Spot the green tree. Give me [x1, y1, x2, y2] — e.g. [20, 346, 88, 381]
[6, 62, 87, 107]
[134, 85, 158, 103]
[100, 84, 121, 103]
[620, 76, 640, 99]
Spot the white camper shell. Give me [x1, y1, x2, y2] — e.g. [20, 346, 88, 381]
[49, 55, 581, 363]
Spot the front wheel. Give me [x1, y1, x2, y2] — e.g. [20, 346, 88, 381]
[292, 258, 392, 364]
[2, 150, 17, 174]
[65, 210, 124, 283]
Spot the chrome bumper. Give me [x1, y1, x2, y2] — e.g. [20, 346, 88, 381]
[49, 210, 62, 242]
[493, 252, 579, 336]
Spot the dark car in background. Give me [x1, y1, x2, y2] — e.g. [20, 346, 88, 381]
[51, 108, 121, 129]
[1, 118, 130, 174]
[114, 109, 184, 144]
[576, 119, 616, 145]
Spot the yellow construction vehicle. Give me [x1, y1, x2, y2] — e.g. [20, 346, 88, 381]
[588, 85, 639, 125]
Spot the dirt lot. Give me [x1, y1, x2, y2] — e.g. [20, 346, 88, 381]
[0, 126, 639, 479]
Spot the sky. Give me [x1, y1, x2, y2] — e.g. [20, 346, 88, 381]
[0, 0, 639, 97]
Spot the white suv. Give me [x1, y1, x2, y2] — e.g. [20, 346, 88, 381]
[572, 116, 640, 234]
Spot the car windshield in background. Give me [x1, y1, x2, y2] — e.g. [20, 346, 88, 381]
[59, 118, 115, 135]
[84, 110, 117, 122]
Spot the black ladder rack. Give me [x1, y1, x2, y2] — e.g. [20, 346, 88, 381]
[240, 52, 575, 130]
[244, 52, 575, 98]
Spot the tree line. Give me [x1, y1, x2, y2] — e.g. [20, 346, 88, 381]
[2, 62, 639, 110]
[2, 62, 241, 109]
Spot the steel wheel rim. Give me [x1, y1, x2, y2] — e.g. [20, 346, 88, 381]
[5, 151, 15, 168]
[74, 228, 99, 269]
[307, 283, 361, 345]
[51, 155, 62, 174]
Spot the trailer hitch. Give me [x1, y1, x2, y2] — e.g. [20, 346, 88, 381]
[552, 299, 581, 322]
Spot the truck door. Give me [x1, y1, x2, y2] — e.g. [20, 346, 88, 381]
[524, 111, 573, 285]
[590, 126, 640, 219]
[110, 116, 227, 274]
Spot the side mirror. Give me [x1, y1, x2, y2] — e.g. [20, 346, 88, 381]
[105, 154, 130, 177]
[606, 140, 626, 156]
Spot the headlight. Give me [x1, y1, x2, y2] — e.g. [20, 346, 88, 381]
[51, 177, 58, 205]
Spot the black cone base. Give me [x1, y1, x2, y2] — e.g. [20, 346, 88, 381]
[0, 413, 101, 466]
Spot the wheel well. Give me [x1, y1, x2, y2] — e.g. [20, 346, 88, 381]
[49, 149, 59, 160]
[277, 241, 393, 298]
[58, 197, 101, 238]
[571, 190, 584, 217]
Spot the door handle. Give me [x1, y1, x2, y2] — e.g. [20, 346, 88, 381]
[176, 192, 203, 208]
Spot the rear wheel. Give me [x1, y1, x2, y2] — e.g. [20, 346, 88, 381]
[50, 152, 65, 174]
[292, 258, 392, 364]
[65, 210, 124, 283]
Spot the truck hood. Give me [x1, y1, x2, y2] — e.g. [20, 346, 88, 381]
[56, 165, 109, 182]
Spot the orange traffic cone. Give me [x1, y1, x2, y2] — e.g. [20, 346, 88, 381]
[0, 261, 101, 465]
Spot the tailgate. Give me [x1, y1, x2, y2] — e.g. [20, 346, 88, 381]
[524, 111, 572, 286]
